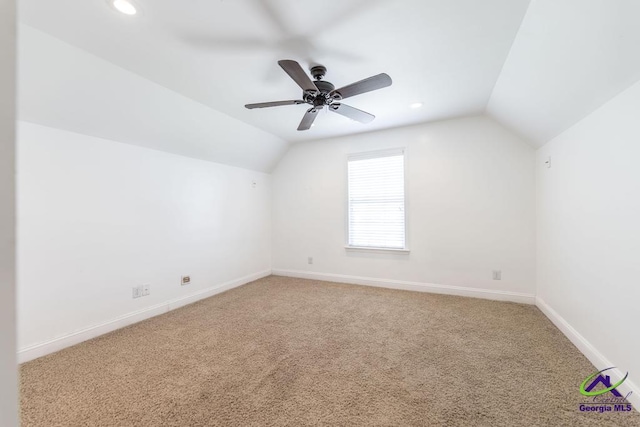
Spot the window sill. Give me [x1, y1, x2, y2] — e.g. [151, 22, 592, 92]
[345, 246, 410, 254]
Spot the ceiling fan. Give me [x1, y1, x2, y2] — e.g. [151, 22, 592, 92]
[245, 60, 392, 131]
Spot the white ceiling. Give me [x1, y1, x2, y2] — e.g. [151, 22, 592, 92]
[17, 0, 640, 169]
[19, 0, 530, 145]
[18, 26, 288, 173]
[487, 0, 640, 147]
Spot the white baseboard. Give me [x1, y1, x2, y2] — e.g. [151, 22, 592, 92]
[18, 269, 271, 363]
[536, 297, 639, 411]
[272, 269, 535, 305]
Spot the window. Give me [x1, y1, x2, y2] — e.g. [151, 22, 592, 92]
[347, 148, 406, 250]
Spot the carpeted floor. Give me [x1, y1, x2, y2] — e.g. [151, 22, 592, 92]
[21, 276, 640, 426]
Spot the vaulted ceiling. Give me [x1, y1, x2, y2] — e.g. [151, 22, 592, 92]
[487, 0, 640, 146]
[17, 0, 640, 171]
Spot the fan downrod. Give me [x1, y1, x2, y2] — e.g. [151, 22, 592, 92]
[310, 65, 327, 80]
[303, 64, 335, 105]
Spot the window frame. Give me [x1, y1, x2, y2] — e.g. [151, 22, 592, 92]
[344, 147, 409, 253]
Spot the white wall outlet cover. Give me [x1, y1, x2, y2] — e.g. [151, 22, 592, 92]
[181, 276, 191, 286]
[492, 270, 502, 280]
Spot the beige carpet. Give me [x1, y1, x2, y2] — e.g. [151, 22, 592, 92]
[21, 276, 640, 426]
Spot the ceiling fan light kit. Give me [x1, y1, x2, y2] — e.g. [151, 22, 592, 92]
[245, 60, 392, 131]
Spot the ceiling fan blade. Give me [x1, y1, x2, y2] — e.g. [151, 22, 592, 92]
[330, 73, 392, 100]
[297, 107, 320, 131]
[329, 103, 375, 123]
[278, 60, 318, 95]
[245, 100, 304, 109]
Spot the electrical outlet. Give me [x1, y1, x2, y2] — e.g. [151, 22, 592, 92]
[132, 285, 143, 299]
[492, 270, 502, 280]
[133, 284, 150, 298]
[308, 257, 313, 265]
[181, 276, 191, 286]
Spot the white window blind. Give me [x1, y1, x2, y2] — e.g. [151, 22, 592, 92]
[347, 148, 406, 249]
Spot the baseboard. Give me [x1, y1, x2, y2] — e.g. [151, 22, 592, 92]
[272, 269, 535, 305]
[18, 269, 271, 363]
[536, 297, 639, 411]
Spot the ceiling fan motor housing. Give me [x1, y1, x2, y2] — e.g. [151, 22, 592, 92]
[312, 80, 335, 95]
[305, 78, 337, 108]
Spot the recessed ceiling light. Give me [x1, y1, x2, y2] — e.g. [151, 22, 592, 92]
[113, 0, 137, 15]
[410, 102, 423, 109]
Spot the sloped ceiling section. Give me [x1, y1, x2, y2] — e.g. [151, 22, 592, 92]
[18, 0, 531, 144]
[18, 26, 288, 173]
[19, 0, 640, 165]
[488, 0, 640, 147]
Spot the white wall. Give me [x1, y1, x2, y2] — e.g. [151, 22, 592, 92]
[0, 0, 17, 425]
[17, 122, 271, 357]
[536, 79, 640, 403]
[272, 116, 536, 301]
